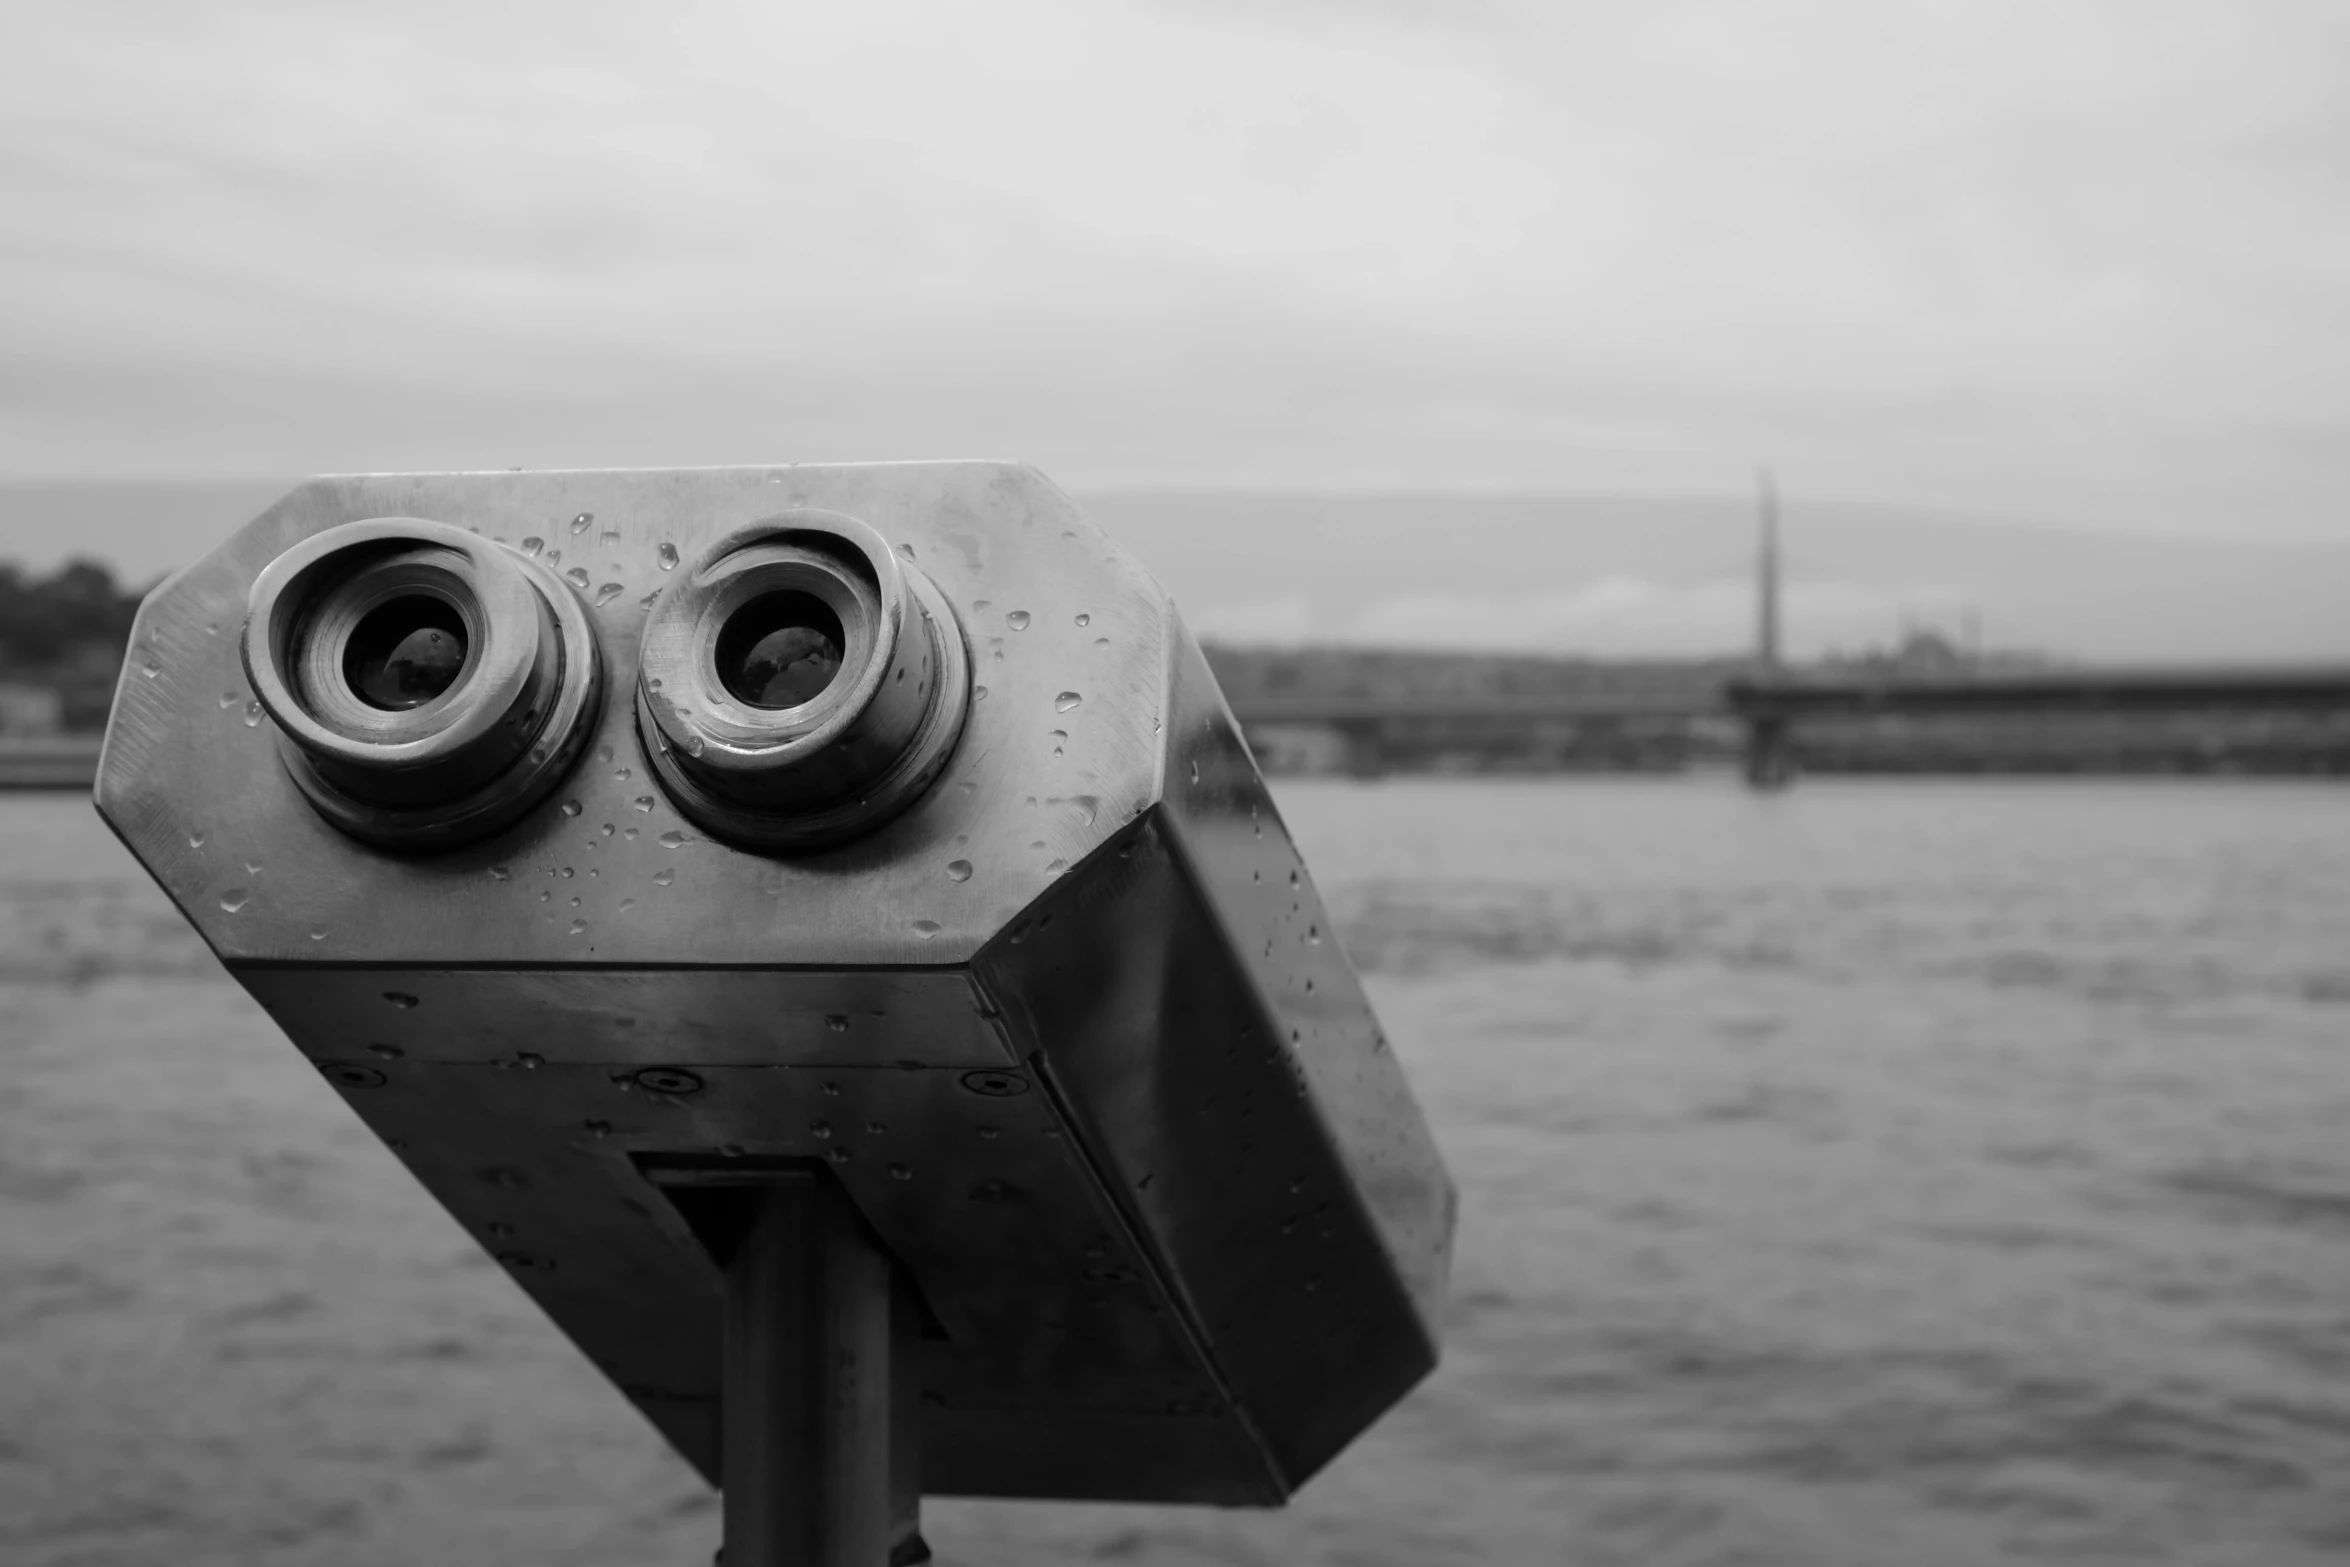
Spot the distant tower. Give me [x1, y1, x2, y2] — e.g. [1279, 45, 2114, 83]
[1756, 466, 1781, 671]
[1745, 466, 1794, 789]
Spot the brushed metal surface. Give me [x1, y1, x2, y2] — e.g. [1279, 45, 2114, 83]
[97, 463, 1454, 1508]
[98, 463, 1165, 968]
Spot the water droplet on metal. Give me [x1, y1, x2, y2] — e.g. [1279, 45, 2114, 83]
[639, 590, 660, 608]
[1055, 691, 1082, 712]
[368, 1043, 404, 1059]
[658, 829, 687, 848]
[828, 1147, 851, 1163]
[810, 1121, 833, 1139]
[560, 866, 574, 878]
[216, 692, 239, 710]
[632, 796, 655, 812]
[187, 829, 207, 848]
[520, 536, 544, 556]
[1007, 610, 1031, 631]
[568, 918, 588, 936]
[489, 864, 512, 880]
[219, 887, 249, 913]
[569, 512, 593, 535]
[897, 542, 916, 560]
[889, 1163, 912, 1181]
[1094, 637, 1110, 650]
[826, 1015, 849, 1032]
[653, 867, 675, 886]
[600, 822, 615, 838]
[595, 582, 624, 606]
[141, 657, 161, 678]
[1190, 760, 1201, 785]
[612, 765, 631, 782]
[560, 799, 583, 817]
[946, 859, 972, 882]
[973, 685, 988, 701]
[516, 1051, 544, 1070]
[1075, 612, 1090, 626]
[911, 919, 942, 938]
[565, 566, 590, 590]
[308, 925, 328, 942]
[657, 542, 679, 570]
[243, 700, 263, 727]
[684, 734, 704, 758]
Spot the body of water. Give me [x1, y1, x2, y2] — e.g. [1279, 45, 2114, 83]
[3, 779, 2347, 1565]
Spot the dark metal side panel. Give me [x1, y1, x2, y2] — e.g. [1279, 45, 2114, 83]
[972, 809, 1444, 1495]
[1154, 623, 1456, 1332]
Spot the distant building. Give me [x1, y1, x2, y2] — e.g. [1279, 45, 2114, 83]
[1885, 628, 1970, 676]
[0, 682, 64, 735]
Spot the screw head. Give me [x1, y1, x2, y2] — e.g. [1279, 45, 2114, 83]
[633, 1067, 705, 1096]
[959, 1070, 1029, 1098]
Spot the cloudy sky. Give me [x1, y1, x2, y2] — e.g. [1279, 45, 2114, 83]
[3, 1, 2346, 652]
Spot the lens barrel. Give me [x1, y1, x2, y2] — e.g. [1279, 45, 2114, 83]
[242, 517, 602, 849]
[635, 511, 969, 852]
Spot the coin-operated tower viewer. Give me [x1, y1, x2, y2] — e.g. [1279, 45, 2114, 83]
[99, 463, 1456, 1567]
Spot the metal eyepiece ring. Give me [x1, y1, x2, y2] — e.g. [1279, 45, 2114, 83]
[636, 511, 970, 853]
[242, 517, 603, 849]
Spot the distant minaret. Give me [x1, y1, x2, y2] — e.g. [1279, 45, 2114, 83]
[1744, 467, 1793, 789]
[1756, 467, 1781, 670]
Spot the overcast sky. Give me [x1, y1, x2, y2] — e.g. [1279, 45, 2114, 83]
[3, 2, 2347, 653]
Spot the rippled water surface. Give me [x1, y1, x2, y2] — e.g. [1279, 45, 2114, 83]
[4, 779, 2348, 1565]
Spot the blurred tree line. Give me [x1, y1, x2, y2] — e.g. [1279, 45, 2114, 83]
[0, 558, 152, 732]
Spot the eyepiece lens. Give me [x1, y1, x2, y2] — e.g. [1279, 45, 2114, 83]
[716, 590, 845, 709]
[344, 595, 470, 710]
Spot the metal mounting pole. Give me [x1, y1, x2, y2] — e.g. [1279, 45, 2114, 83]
[721, 1173, 921, 1566]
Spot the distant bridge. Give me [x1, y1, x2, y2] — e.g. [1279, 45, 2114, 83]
[1724, 667, 2350, 718]
[1228, 668, 2350, 730]
[1225, 668, 2350, 782]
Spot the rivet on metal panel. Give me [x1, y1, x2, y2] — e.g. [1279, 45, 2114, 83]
[633, 1067, 705, 1096]
[959, 1070, 1029, 1098]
